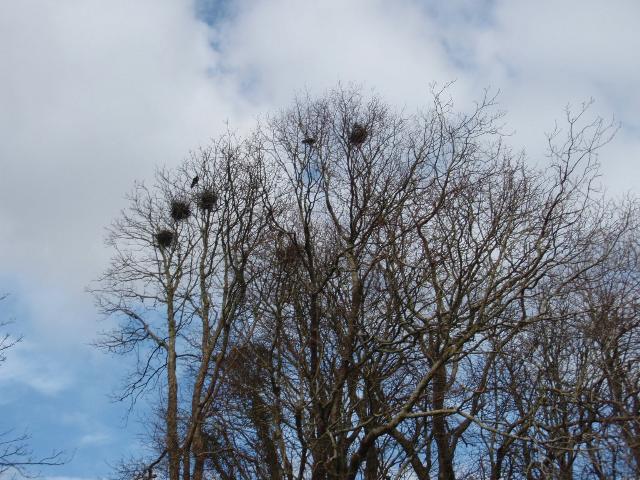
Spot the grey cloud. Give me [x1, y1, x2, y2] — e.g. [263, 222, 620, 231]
[0, 1, 249, 343]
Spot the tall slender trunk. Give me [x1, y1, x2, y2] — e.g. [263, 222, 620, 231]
[190, 428, 205, 480]
[558, 453, 573, 480]
[189, 222, 212, 480]
[432, 362, 455, 480]
[166, 294, 180, 480]
[491, 445, 506, 480]
[307, 290, 330, 480]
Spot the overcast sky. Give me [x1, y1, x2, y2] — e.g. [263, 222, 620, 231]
[0, 0, 638, 478]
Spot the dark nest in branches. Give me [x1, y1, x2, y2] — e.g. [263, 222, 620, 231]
[276, 241, 305, 269]
[155, 229, 175, 249]
[301, 137, 316, 146]
[170, 199, 191, 221]
[197, 189, 218, 211]
[349, 123, 368, 145]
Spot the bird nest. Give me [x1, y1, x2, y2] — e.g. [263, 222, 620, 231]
[276, 241, 305, 268]
[155, 229, 175, 249]
[170, 199, 191, 221]
[197, 189, 218, 211]
[349, 123, 368, 145]
[301, 137, 316, 146]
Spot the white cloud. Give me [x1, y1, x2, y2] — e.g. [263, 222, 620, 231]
[469, 0, 640, 191]
[214, 0, 460, 106]
[0, 0, 246, 295]
[2, 0, 636, 340]
[0, 0, 253, 352]
[78, 432, 111, 447]
[0, 340, 73, 396]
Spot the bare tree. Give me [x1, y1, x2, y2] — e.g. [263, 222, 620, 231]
[93, 134, 271, 480]
[97, 86, 638, 480]
[576, 220, 640, 477]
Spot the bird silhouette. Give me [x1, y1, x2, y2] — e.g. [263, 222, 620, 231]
[190, 176, 199, 188]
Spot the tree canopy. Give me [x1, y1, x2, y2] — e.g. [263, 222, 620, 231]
[95, 87, 640, 480]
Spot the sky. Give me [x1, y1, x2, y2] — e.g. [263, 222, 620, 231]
[0, 0, 638, 478]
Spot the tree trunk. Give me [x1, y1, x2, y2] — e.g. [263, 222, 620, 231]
[432, 362, 455, 480]
[166, 296, 180, 480]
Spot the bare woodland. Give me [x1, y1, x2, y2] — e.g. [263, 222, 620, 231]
[94, 87, 640, 479]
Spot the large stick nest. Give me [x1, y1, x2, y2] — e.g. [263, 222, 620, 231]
[276, 241, 305, 269]
[155, 229, 175, 249]
[170, 199, 191, 221]
[349, 123, 368, 145]
[197, 189, 218, 211]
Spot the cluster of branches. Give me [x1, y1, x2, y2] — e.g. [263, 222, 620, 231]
[94, 87, 640, 480]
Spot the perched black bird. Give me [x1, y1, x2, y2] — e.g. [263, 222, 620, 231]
[190, 175, 199, 189]
[302, 137, 316, 146]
